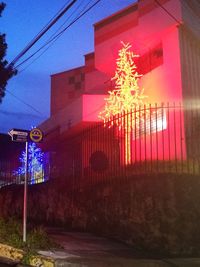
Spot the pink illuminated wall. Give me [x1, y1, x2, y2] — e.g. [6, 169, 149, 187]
[130, 109, 186, 163]
[43, 0, 193, 170]
[94, 0, 183, 103]
[108, 105, 186, 167]
[91, 0, 186, 164]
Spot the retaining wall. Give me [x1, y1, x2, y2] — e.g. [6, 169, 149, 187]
[0, 173, 200, 256]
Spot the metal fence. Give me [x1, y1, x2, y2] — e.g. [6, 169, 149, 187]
[1, 102, 200, 188]
[0, 160, 18, 187]
[0, 152, 50, 188]
[51, 102, 200, 180]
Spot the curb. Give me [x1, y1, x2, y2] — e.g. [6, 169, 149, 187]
[1, 243, 200, 267]
[0, 243, 54, 267]
[29, 255, 54, 267]
[0, 243, 23, 262]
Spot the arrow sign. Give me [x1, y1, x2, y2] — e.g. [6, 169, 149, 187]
[8, 128, 30, 143]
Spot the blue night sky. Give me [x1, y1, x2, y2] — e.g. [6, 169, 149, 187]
[0, 0, 135, 134]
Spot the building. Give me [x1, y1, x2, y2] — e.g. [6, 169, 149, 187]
[39, 0, 200, 177]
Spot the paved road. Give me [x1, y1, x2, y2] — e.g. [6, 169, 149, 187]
[1, 230, 200, 267]
[39, 229, 200, 267]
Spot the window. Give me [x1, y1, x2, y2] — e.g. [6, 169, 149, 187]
[75, 82, 81, 90]
[136, 43, 163, 75]
[68, 76, 75, 84]
[81, 73, 85, 81]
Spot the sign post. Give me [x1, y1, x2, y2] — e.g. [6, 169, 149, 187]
[23, 141, 29, 242]
[8, 127, 43, 243]
[8, 129, 30, 243]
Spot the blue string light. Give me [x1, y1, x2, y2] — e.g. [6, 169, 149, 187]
[14, 142, 46, 184]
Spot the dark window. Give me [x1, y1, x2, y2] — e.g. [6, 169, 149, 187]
[75, 82, 81, 90]
[68, 76, 75, 84]
[136, 43, 163, 75]
[81, 73, 85, 81]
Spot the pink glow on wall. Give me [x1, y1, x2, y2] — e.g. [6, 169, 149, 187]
[94, 3, 186, 165]
[82, 94, 106, 122]
[129, 109, 186, 163]
[112, 106, 186, 166]
[43, 0, 190, 172]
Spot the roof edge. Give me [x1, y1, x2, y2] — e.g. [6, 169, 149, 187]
[94, 1, 138, 30]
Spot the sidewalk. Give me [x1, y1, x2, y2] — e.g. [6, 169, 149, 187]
[36, 228, 200, 267]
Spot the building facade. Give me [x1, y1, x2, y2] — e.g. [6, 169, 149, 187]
[40, 0, 200, 177]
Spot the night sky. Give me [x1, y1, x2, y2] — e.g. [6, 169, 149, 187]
[0, 0, 135, 134]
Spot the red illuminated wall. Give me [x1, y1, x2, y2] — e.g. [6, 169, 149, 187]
[41, 0, 200, 170]
[84, 53, 110, 94]
[129, 110, 186, 163]
[91, 0, 186, 164]
[94, 0, 182, 103]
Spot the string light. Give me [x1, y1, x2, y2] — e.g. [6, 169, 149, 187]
[99, 42, 148, 164]
[14, 143, 45, 184]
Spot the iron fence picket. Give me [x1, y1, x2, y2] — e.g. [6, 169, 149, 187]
[1, 102, 200, 190]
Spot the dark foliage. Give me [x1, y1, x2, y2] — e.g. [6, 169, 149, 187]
[0, 2, 17, 102]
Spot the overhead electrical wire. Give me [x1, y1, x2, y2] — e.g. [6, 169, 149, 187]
[15, 0, 71, 59]
[7, 0, 196, 121]
[15, 0, 101, 70]
[6, 0, 101, 115]
[46, 0, 91, 42]
[154, 0, 181, 25]
[6, 0, 78, 116]
[6, 90, 45, 117]
[9, 0, 77, 67]
[18, 0, 92, 73]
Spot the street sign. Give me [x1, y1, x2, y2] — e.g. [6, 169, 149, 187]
[29, 128, 43, 143]
[8, 128, 30, 242]
[8, 129, 30, 143]
[8, 127, 43, 243]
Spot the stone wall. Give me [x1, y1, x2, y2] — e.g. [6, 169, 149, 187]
[0, 173, 200, 256]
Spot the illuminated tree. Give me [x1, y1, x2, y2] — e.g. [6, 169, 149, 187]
[99, 42, 148, 164]
[16, 143, 45, 184]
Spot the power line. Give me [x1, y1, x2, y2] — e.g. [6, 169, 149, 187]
[16, 0, 71, 60]
[9, 0, 77, 67]
[45, 0, 91, 42]
[5, 0, 101, 119]
[18, 0, 92, 73]
[5, 0, 80, 116]
[154, 0, 181, 25]
[6, 90, 46, 117]
[15, 0, 101, 70]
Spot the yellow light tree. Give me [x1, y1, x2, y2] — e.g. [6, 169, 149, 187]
[99, 42, 148, 165]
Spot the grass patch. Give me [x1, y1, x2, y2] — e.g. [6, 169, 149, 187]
[0, 217, 59, 264]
